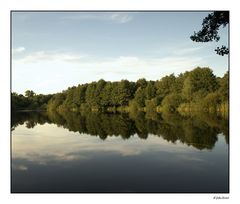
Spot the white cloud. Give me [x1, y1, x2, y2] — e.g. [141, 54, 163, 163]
[79, 55, 203, 78]
[62, 13, 133, 24]
[14, 51, 86, 63]
[171, 47, 203, 55]
[12, 47, 25, 54]
[14, 50, 202, 69]
[153, 43, 208, 57]
[109, 13, 133, 23]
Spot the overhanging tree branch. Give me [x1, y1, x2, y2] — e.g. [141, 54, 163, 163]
[190, 11, 229, 56]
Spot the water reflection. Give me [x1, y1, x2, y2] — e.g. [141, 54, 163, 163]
[11, 111, 229, 193]
[12, 111, 228, 150]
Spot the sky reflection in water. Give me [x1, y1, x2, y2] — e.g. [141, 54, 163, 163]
[11, 112, 229, 193]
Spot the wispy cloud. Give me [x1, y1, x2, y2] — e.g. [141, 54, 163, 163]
[12, 47, 25, 54]
[171, 47, 203, 55]
[109, 13, 133, 23]
[14, 50, 202, 66]
[14, 51, 87, 63]
[13, 50, 204, 81]
[16, 48, 204, 70]
[153, 43, 207, 57]
[62, 13, 133, 24]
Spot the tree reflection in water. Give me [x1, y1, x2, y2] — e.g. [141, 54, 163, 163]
[11, 110, 228, 150]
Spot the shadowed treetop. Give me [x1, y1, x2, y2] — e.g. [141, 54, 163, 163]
[190, 11, 229, 56]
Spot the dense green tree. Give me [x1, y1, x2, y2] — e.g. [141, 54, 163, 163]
[62, 87, 77, 110]
[47, 93, 66, 111]
[95, 79, 107, 106]
[145, 99, 158, 118]
[12, 91, 52, 111]
[25, 90, 35, 98]
[201, 92, 221, 112]
[101, 82, 113, 107]
[145, 81, 156, 100]
[134, 87, 146, 108]
[85, 82, 97, 108]
[182, 67, 218, 102]
[155, 74, 177, 104]
[218, 71, 229, 101]
[116, 80, 135, 106]
[161, 93, 183, 112]
[72, 84, 87, 107]
[136, 78, 147, 89]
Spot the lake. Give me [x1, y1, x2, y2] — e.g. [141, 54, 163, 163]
[11, 111, 229, 193]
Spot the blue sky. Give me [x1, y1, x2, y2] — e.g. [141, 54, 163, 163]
[12, 11, 228, 94]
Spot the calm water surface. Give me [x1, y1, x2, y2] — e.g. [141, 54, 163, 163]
[11, 111, 229, 193]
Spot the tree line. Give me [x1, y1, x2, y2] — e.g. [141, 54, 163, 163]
[12, 90, 52, 111]
[12, 67, 229, 115]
